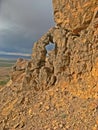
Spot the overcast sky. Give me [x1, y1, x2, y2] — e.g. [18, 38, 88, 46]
[0, 0, 54, 56]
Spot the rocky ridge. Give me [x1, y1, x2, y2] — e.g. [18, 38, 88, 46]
[0, 0, 98, 129]
[53, 0, 98, 32]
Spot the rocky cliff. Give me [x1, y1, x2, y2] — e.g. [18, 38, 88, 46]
[0, 0, 98, 130]
[53, 0, 98, 32]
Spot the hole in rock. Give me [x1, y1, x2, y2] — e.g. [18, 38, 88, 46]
[45, 42, 55, 56]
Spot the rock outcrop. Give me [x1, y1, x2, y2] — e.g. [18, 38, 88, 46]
[10, 25, 98, 95]
[53, 0, 98, 32]
[0, 0, 98, 129]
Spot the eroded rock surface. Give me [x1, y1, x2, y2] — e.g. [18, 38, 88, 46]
[0, 0, 98, 130]
[9, 25, 98, 92]
[53, 0, 98, 32]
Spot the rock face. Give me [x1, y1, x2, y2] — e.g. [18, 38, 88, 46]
[0, 0, 98, 129]
[9, 1, 98, 91]
[53, 0, 98, 32]
[10, 25, 98, 93]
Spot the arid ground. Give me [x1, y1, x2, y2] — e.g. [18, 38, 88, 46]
[0, 59, 15, 86]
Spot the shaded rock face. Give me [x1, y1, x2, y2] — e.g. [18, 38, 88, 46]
[53, 0, 98, 32]
[9, 1, 98, 91]
[10, 25, 98, 92]
[9, 1, 98, 92]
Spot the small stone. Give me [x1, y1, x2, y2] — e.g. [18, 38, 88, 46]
[20, 121, 25, 128]
[54, 126, 58, 130]
[39, 102, 43, 107]
[59, 124, 63, 128]
[14, 123, 20, 128]
[40, 102, 43, 105]
[47, 128, 51, 130]
[45, 106, 50, 111]
[28, 109, 32, 115]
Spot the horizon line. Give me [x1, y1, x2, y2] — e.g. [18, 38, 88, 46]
[0, 51, 31, 57]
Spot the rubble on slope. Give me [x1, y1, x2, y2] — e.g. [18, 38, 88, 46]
[0, 0, 98, 129]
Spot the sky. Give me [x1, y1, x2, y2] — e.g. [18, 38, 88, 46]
[0, 0, 54, 57]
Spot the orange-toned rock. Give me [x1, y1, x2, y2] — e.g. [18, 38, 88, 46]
[0, 0, 98, 129]
[53, 0, 98, 32]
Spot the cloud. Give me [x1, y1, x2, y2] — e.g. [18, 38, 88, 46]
[0, 0, 54, 30]
[0, 27, 34, 53]
[0, 0, 54, 55]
